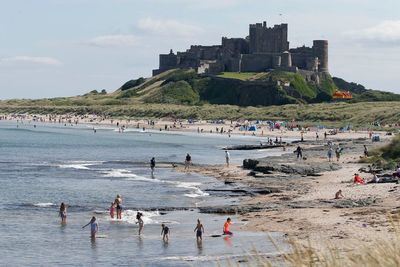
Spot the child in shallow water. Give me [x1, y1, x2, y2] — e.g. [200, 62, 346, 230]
[161, 224, 170, 242]
[194, 219, 204, 241]
[136, 212, 144, 235]
[83, 216, 98, 239]
[223, 218, 233, 235]
[59, 202, 67, 224]
[109, 202, 115, 219]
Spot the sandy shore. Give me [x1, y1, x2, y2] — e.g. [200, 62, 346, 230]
[0, 113, 390, 141]
[175, 138, 400, 252]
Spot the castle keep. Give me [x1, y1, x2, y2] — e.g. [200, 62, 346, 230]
[153, 21, 329, 81]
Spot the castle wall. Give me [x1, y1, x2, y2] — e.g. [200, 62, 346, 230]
[188, 45, 221, 60]
[290, 46, 313, 70]
[221, 38, 249, 56]
[177, 51, 199, 68]
[249, 22, 289, 54]
[241, 53, 273, 72]
[159, 53, 178, 69]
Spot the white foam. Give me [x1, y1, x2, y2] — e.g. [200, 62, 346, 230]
[175, 182, 209, 198]
[101, 169, 161, 183]
[58, 161, 102, 170]
[103, 169, 208, 197]
[59, 164, 91, 170]
[109, 210, 161, 225]
[33, 202, 55, 207]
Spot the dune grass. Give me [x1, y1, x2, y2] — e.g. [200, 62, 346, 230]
[224, 214, 400, 266]
[361, 134, 400, 169]
[1, 99, 400, 129]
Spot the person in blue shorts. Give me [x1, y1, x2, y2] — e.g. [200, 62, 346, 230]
[194, 219, 204, 242]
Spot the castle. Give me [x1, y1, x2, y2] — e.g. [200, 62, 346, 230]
[153, 21, 329, 83]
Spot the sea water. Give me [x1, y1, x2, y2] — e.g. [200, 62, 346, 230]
[0, 121, 287, 266]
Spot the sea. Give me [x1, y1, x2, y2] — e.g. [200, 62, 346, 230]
[0, 120, 287, 266]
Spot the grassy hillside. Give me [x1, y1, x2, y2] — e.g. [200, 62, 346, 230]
[113, 69, 339, 106]
[2, 69, 400, 126]
[333, 77, 400, 102]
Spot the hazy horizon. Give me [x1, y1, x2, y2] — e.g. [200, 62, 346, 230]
[1, 0, 400, 99]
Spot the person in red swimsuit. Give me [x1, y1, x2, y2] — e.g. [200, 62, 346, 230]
[223, 218, 233, 235]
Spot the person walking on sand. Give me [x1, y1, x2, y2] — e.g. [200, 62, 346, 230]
[363, 145, 369, 157]
[225, 150, 230, 167]
[161, 224, 170, 242]
[185, 153, 192, 171]
[327, 147, 333, 162]
[83, 216, 98, 239]
[136, 212, 144, 235]
[109, 202, 115, 219]
[150, 157, 156, 175]
[335, 190, 344, 199]
[194, 219, 205, 242]
[59, 202, 67, 224]
[295, 145, 303, 160]
[335, 147, 342, 162]
[223, 218, 233, 235]
[114, 194, 123, 219]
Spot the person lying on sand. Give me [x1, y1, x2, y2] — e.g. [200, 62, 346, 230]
[392, 167, 400, 179]
[354, 173, 365, 185]
[335, 190, 344, 199]
[367, 172, 380, 183]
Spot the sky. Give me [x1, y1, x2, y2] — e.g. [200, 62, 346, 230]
[1, 0, 400, 99]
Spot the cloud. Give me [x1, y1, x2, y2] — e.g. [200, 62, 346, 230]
[0, 56, 62, 67]
[345, 20, 400, 45]
[137, 17, 204, 38]
[84, 34, 140, 47]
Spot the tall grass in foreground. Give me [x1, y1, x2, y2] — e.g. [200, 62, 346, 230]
[222, 215, 399, 266]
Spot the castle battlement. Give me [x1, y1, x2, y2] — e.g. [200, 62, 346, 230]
[153, 21, 328, 77]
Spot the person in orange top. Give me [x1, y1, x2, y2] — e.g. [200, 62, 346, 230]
[223, 218, 233, 235]
[354, 173, 365, 185]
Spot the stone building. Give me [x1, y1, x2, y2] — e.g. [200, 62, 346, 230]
[152, 21, 329, 79]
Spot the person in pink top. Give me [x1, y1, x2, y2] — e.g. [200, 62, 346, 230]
[109, 202, 115, 219]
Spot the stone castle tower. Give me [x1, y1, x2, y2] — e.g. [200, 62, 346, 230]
[153, 21, 329, 80]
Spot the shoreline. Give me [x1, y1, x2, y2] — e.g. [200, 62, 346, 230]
[0, 113, 388, 142]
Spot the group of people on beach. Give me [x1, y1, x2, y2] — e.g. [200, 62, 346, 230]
[59, 200, 233, 241]
[64, 151, 234, 240]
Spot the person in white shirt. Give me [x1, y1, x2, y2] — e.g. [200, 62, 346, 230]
[225, 151, 230, 167]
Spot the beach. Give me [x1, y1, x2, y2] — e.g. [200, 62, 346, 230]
[0, 114, 399, 265]
[177, 136, 400, 253]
